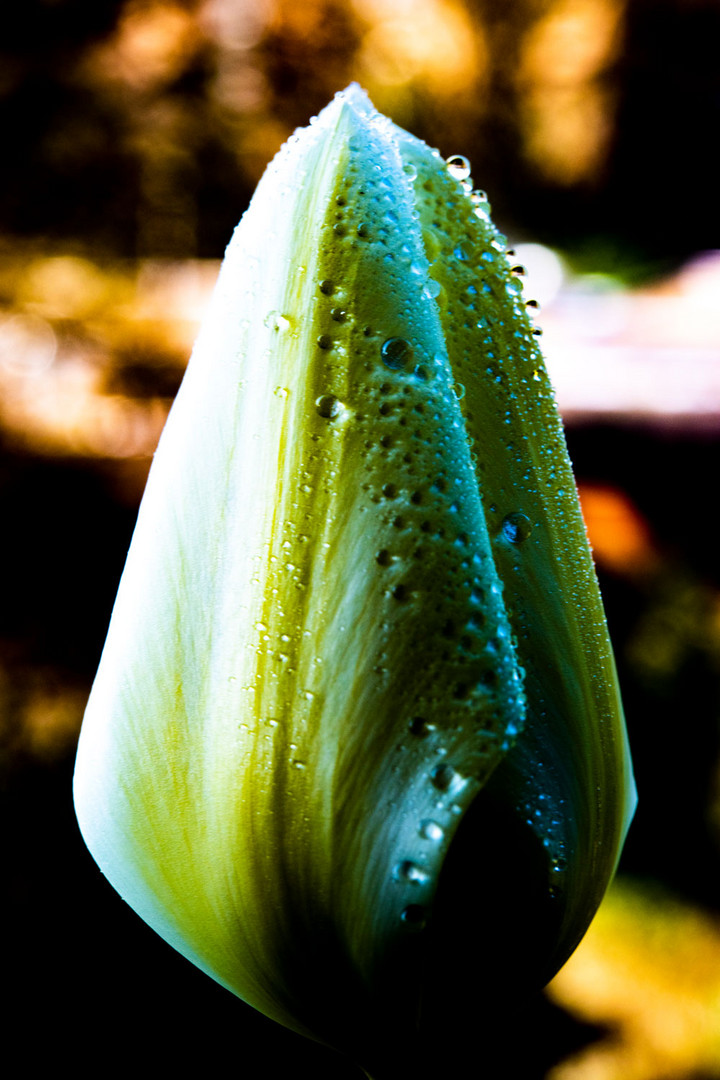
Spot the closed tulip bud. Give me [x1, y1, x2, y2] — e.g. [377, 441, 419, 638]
[74, 86, 635, 1076]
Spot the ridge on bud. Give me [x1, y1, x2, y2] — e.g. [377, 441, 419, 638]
[74, 85, 635, 1074]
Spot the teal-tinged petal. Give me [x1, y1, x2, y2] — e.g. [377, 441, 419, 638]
[74, 85, 634, 1071]
[388, 121, 635, 978]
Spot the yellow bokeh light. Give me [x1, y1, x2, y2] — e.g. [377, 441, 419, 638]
[521, 0, 624, 87]
[82, 0, 200, 94]
[548, 880, 720, 1080]
[518, 0, 625, 184]
[354, 0, 483, 95]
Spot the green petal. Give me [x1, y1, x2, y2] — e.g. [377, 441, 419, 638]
[74, 85, 634, 1065]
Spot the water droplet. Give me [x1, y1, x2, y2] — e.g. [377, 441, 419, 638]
[376, 548, 391, 566]
[409, 716, 434, 737]
[333, 223, 346, 237]
[264, 310, 290, 332]
[394, 860, 430, 886]
[317, 334, 334, 350]
[316, 394, 341, 419]
[446, 154, 471, 181]
[319, 279, 335, 295]
[419, 819, 444, 842]
[501, 512, 533, 544]
[453, 244, 469, 261]
[331, 307, 348, 322]
[382, 482, 398, 498]
[511, 264, 527, 276]
[431, 762, 459, 791]
[381, 337, 414, 370]
[423, 278, 442, 300]
[401, 904, 427, 930]
[357, 222, 371, 238]
[403, 162, 418, 180]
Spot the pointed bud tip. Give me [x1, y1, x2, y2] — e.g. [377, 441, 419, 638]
[334, 82, 375, 112]
[312, 84, 381, 141]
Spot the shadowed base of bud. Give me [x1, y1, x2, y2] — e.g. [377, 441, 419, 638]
[351, 786, 571, 1078]
[358, 991, 604, 1080]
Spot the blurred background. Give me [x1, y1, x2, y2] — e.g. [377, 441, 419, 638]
[2, 1, 719, 1077]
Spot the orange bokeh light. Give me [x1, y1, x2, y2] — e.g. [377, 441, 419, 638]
[578, 484, 657, 575]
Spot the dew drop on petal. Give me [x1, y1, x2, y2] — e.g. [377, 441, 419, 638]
[316, 394, 341, 419]
[401, 904, 427, 930]
[419, 819, 444, 842]
[409, 716, 434, 737]
[431, 762, 459, 791]
[445, 154, 471, 181]
[264, 310, 290, 331]
[381, 337, 414, 370]
[394, 860, 430, 885]
[501, 512, 533, 544]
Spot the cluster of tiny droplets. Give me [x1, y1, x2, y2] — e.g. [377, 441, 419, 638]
[287, 130, 549, 933]
[245, 108, 574, 941]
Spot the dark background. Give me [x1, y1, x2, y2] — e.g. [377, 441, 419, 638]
[2, 2, 720, 1076]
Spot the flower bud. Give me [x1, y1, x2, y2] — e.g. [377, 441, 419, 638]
[74, 86, 635, 1075]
